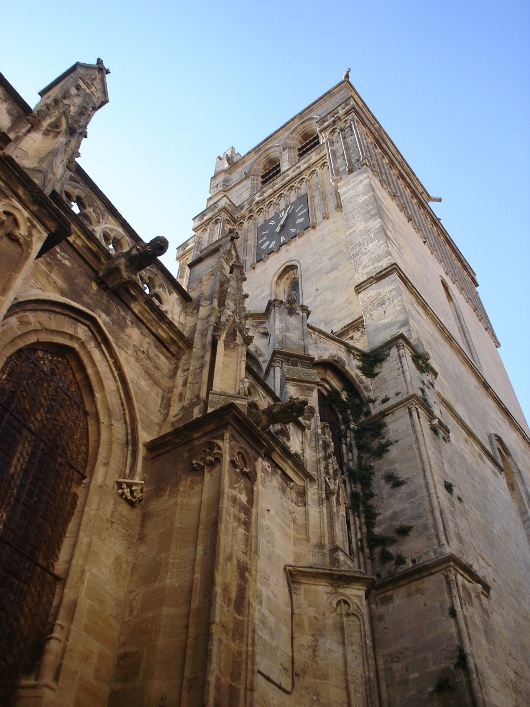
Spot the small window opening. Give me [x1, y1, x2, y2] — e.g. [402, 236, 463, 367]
[298, 131, 320, 158]
[261, 159, 281, 186]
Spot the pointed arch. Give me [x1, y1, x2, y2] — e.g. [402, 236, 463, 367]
[0, 295, 140, 691]
[441, 278, 481, 368]
[272, 261, 303, 304]
[0, 346, 92, 691]
[490, 434, 530, 543]
[284, 117, 320, 159]
[248, 147, 282, 188]
[315, 361, 368, 564]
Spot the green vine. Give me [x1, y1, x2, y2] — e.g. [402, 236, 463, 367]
[434, 676, 456, 694]
[379, 547, 394, 564]
[396, 524, 414, 536]
[412, 351, 433, 375]
[357, 349, 388, 378]
[455, 646, 468, 672]
[444, 480, 455, 495]
[384, 471, 406, 488]
[394, 553, 407, 567]
[325, 389, 395, 558]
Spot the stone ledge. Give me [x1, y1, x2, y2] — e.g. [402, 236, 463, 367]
[371, 552, 491, 597]
[287, 564, 375, 590]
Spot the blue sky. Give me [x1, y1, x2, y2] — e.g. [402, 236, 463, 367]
[2, 0, 529, 423]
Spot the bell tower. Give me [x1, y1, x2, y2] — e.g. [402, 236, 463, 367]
[185, 75, 530, 706]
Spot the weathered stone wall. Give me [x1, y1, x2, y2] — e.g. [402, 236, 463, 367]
[0, 221, 189, 704]
[2, 65, 529, 707]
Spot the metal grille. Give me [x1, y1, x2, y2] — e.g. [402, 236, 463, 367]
[261, 160, 281, 186]
[0, 348, 88, 696]
[297, 133, 320, 158]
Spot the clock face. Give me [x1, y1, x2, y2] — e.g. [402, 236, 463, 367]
[256, 193, 310, 261]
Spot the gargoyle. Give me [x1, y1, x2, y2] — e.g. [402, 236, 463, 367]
[125, 236, 169, 272]
[101, 236, 168, 289]
[248, 396, 309, 430]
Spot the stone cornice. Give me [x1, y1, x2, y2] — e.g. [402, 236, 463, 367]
[114, 279, 192, 355]
[287, 564, 375, 591]
[0, 71, 32, 115]
[71, 166, 190, 301]
[0, 154, 72, 247]
[146, 402, 314, 484]
[437, 394, 504, 471]
[354, 264, 529, 442]
[307, 323, 363, 354]
[371, 552, 491, 597]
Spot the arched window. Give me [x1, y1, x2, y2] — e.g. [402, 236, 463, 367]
[246, 349, 263, 376]
[316, 368, 367, 561]
[491, 436, 530, 543]
[0, 347, 89, 695]
[274, 264, 301, 304]
[261, 157, 281, 186]
[441, 279, 480, 368]
[318, 388, 345, 469]
[298, 129, 320, 158]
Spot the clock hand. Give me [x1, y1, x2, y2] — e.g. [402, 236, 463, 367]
[276, 205, 293, 232]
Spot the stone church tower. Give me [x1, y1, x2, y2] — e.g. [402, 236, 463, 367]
[0, 63, 529, 706]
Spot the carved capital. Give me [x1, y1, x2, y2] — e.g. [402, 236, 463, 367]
[116, 479, 144, 505]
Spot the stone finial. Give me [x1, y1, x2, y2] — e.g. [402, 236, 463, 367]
[343, 68, 351, 81]
[101, 236, 169, 290]
[213, 247, 252, 345]
[6, 61, 110, 194]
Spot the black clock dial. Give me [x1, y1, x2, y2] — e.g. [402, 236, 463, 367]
[256, 193, 310, 261]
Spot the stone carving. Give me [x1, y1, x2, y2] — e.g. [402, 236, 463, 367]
[231, 450, 253, 478]
[0, 211, 23, 245]
[300, 404, 316, 430]
[248, 396, 309, 430]
[214, 254, 252, 344]
[321, 422, 341, 494]
[6, 61, 110, 194]
[286, 290, 298, 315]
[191, 441, 223, 471]
[101, 236, 169, 289]
[116, 479, 144, 506]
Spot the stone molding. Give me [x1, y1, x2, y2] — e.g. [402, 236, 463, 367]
[372, 552, 491, 597]
[287, 564, 374, 590]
